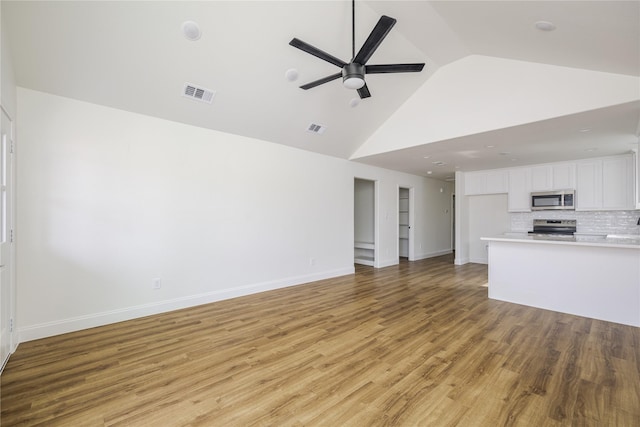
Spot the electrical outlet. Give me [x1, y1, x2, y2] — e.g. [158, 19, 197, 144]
[152, 278, 162, 289]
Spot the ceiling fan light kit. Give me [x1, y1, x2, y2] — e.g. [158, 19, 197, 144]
[342, 63, 365, 89]
[289, 0, 425, 99]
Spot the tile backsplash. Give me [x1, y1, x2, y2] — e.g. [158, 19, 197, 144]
[511, 210, 640, 235]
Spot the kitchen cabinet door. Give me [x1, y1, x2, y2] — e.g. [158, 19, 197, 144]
[508, 168, 531, 212]
[576, 155, 634, 211]
[464, 170, 508, 195]
[464, 171, 485, 195]
[602, 156, 633, 210]
[530, 166, 552, 192]
[576, 160, 602, 210]
[552, 163, 576, 190]
[486, 170, 508, 194]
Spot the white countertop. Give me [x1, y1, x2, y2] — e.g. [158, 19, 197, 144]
[481, 233, 640, 249]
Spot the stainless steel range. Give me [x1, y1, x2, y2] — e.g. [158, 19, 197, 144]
[528, 219, 576, 238]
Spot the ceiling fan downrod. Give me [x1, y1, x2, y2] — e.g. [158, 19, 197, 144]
[288, 0, 426, 99]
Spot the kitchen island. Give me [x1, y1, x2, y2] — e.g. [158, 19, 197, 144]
[481, 234, 640, 327]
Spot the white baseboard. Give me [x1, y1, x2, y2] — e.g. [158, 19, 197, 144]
[455, 257, 470, 265]
[375, 258, 398, 268]
[413, 249, 452, 261]
[18, 266, 355, 342]
[375, 250, 453, 267]
[469, 257, 488, 265]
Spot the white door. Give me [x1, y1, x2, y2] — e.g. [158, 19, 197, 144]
[0, 107, 14, 371]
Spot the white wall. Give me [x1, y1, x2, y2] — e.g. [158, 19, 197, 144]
[17, 88, 454, 341]
[350, 163, 453, 267]
[353, 55, 640, 158]
[413, 179, 453, 260]
[467, 194, 510, 264]
[1, 7, 16, 119]
[454, 171, 469, 265]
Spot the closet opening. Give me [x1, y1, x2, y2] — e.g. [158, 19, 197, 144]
[354, 178, 375, 266]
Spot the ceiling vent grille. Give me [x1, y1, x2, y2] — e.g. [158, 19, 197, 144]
[183, 83, 215, 104]
[306, 123, 326, 135]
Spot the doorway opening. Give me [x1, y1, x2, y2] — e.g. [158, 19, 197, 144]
[399, 187, 410, 260]
[354, 178, 375, 266]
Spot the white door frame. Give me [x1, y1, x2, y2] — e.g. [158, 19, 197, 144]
[0, 104, 16, 373]
[398, 185, 415, 261]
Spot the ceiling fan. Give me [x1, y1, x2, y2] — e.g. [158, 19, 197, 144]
[289, 0, 425, 99]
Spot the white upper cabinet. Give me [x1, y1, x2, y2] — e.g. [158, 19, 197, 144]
[530, 163, 575, 192]
[508, 168, 532, 212]
[551, 163, 576, 190]
[509, 162, 576, 212]
[576, 155, 634, 211]
[464, 170, 508, 196]
[468, 155, 632, 212]
[530, 166, 552, 192]
[576, 160, 603, 210]
[602, 156, 633, 209]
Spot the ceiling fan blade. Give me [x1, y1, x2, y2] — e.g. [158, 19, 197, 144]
[300, 72, 342, 90]
[357, 84, 371, 99]
[352, 15, 396, 65]
[289, 38, 348, 68]
[365, 63, 425, 74]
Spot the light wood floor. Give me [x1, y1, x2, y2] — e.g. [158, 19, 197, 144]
[2, 255, 639, 426]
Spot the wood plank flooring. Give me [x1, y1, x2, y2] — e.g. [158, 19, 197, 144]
[2, 255, 639, 426]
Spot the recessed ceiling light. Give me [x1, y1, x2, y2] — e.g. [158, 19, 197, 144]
[349, 98, 360, 108]
[534, 21, 556, 31]
[427, 171, 433, 175]
[181, 21, 202, 41]
[499, 151, 511, 156]
[486, 145, 495, 148]
[285, 68, 299, 82]
[579, 128, 591, 133]
[423, 155, 430, 159]
[584, 148, 598, 152]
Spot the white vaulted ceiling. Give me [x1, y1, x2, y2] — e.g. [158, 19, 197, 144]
[3, 1, 639, 180]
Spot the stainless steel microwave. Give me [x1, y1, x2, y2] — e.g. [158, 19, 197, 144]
[531, 190, 575, 210]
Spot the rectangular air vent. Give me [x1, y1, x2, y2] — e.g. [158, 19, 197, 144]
[183, 83, 215, 104]
[306, 123, 326, 135]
